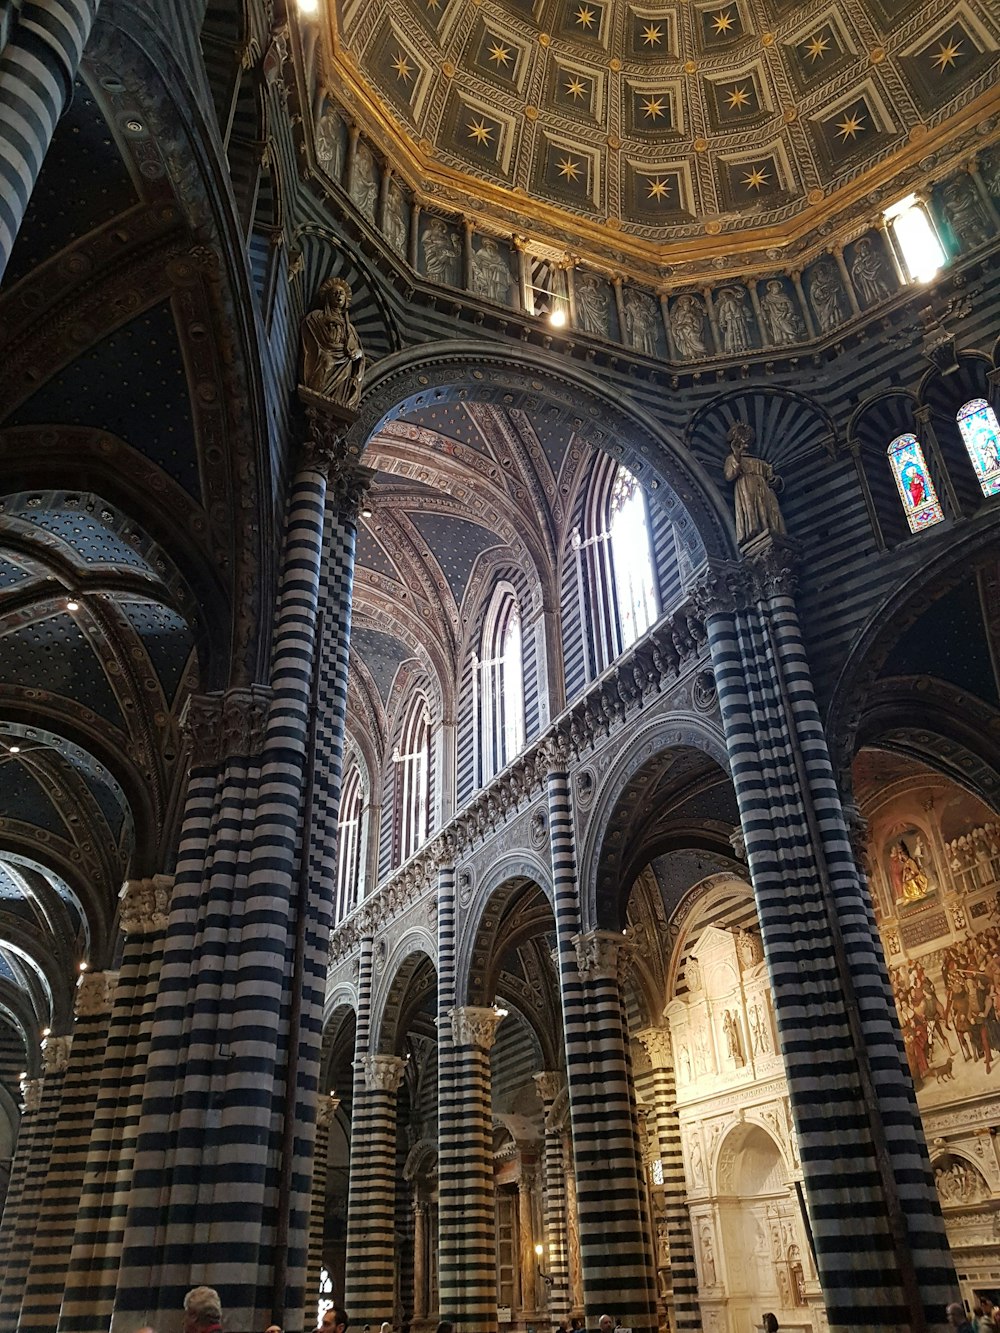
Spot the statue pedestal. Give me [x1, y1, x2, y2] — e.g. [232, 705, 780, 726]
[297, 385, 361, 470]
[297, 384, 360, 430]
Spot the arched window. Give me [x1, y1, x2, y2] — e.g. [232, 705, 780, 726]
[477, 582, 525, 782]
[957, 398, 1000, 498]
[887, 433, 944, 533]
[574, 458, 659, 678]
[393, 695, 431, 863]
[335, 764, 364, 923]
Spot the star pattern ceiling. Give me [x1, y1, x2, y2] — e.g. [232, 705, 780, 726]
[332, 0, 1000, 245]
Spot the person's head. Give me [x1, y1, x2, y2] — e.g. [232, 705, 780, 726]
[436, 1320, 455, 1333]
[764, 1314, 779, 1333]
[183, 1288, 223, 1332]
[599, 1317, 614, 1332]
[320, 1307, 348, 1333]
[948, 1303, 967, 1327]
[265, 1326, 282, 1333]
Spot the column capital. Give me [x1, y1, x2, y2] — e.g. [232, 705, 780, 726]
[75, 969, 118, 1018]
[181, 686, 272, 766]
[742, 532, 800, 599]
[120, 875, 172, 938]
[687, 561, 752, 617]
[636, 1025, 673, 1068]
[729, 824, 747, 862]
[573, 929, 633, 981]
[540, 731, 572, 775]
[533, 1069, 565, 1106]
[21, 1077, 42, 1114]
[362, 1053, 407, 1092]
[317, 1093, 341, 1126]
[42, 1033, 72, 1075]
[450, 1004, 506, 1051]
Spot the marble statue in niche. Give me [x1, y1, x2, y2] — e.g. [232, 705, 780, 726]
[749, 1000, 770, 1054]
[300, 277, 365, 409]
[350, 146, 378, 222]
[679, 1043, 692, 1082]
[715, 286, 754, 354]
[809, 260, 846, 332]
[723, 1009, 745, 1066]
[944, 176, 993, 249]
[759, 279, 804, 346]
[421, 216, 461, 286]
[315, 103, 343, 180]
[470, 237, 512, 304]
[670, 293, 708, 358]
[723, 420, 785, 543]
[384, 185, 408, 256]
[575, 273, 610, 336]
[850, 236, 892, 305]
[700, 1223, 717, 1286]
[623, 289, 659, 356]
[689, 1136, 705, 1185]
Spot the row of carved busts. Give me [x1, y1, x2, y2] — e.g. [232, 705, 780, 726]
[313, 99, 1000, 361]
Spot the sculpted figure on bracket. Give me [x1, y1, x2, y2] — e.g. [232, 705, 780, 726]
[723, 420, 785, 544]
[301, 277, 365, 409]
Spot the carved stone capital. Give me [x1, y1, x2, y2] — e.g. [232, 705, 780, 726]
[299, 385, 359, 475]
[573, 929, 633, 981]
[75, 970, 118, 1018]
[729, 825, 747, 862]
[329, 460, 376, 519]
[363, 1054, 407, 1092]
[842, 799, 871, 868]
[182, 686, 272, 766]
[540, 731, 572, 775]
[21, 1078, 42, 1114]
[42, 1034, 72, 1075]
[636, 1026, 673, 1068]
[450, 1004, 506, 1051]
[120, 875, 172, 937]
[317, 1093, 342, 1127]
[687, 562, 751, 618]
[743, 533, 800, 600]
[533, 1069, 565, 1106]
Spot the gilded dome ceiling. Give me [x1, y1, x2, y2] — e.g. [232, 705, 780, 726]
[326, 0, 999, 262]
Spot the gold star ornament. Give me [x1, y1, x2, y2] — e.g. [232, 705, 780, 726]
[557, 155, 582, 182]
[726, 84, 751, 110]
[468, 118, 494, 145]
[835, 109, 865, 140]
[804, 32, 830, 61]
[646, 176, 671, 201]
[391, 52, 414, 81]
[565, 76, 588, 99]
[642, 95, 668, 120]
[711, 9, 734, 34]
[488, 40, 513, 66]
[575, 4, 597, 28]
[932, 36, 964, 71]
[742, 164, 770, 190]
[641, 22, 663, 45]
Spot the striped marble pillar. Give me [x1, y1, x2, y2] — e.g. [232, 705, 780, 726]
[344, 935, 375, 1314]
[0, 0, 102, 277]
[114, 426, 367, 1333]
[636, 1027, 701, 1333]
[0, 1077, 41, 1319]
[59, 876, 170, 1332]
[0, 1034, 71, 1328]
[545, 751, 659, 1333]
[436, 859, 460, 1322]
[308, 1094, 340, 1324]
[694, 549, 955, 1333]
[344, 1055, 407, 1326]
[20, 971, 118, 1332]
[444, 1005, 505, 1333]
[533, 1071, 571, 1324]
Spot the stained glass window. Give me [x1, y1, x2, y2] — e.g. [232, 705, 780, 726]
[957, 398, 1000, 499]
[887, 433, 944, 533]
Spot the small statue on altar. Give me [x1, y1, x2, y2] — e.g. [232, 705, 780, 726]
[301, 276, 365, 410]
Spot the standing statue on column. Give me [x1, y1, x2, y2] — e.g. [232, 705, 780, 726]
[723, 420, 785, 543]
[301, 277, 365, 410]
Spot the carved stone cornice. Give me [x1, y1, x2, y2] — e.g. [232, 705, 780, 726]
[450, 1004, 506, 1051]
[120, 875, 172, 938]
[573, 929, 633, 982]
[21, 1078, 42, 1114]
[533, 1070, 565, 1106]
[362, 1053, 407, 1092]
[42, 1034, 72, 1075]
[181, 686, 272, 767]
[75, 970, 119, 1018]
[636, 1026, 673, 1069]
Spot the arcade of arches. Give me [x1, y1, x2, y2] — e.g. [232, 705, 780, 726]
[0, 3, 999, 1333]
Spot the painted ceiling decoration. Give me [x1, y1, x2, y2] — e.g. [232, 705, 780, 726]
[318, 0, 1000, 281]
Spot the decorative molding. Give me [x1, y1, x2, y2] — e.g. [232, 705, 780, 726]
[21, 1078, 42, 1114]
[75, 970, 119, 1018]
[362, 1053, 408, 1092]
[181, 687, 272, 767]
[120, 874, 173, 938]
[573, 929, 634, 982]
[450, 1004, 506, 1051]
[636, 1026, 673, 1068]
[533, 1069, 565, 1105]
[42, 1034, 72, 1075]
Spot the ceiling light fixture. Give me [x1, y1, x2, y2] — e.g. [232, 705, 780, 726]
[8, 745, 19, 754]
[65, 599, 80, 612]
[549, 306, 567, 328]
[361, 504, 373, 518]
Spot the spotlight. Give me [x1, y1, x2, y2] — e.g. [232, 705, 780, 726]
[42, 1027, 50, 1037]
[361, 505, 373, 519]
[8, 745, 19, 754]
[79, 961, 88, 972]
[297, 0, 320, 13]
[549, 307, 567, 328]
[65, 599, 79, 612]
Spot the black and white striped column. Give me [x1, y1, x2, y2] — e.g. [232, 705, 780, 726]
[20, 971, 117, 1332]
[0, 1076, 42, 1319]
[546, 751, 659, 1333]
[444, 1005, 505, 1333]
[0, 1034, 71, 1327]
[308, 1094, 340, 1323]
[436, 859, 460, 1323]
[694, 550, 955, 1331]
[533, 1071, 571, 1324]
[344, 1055, 407, 1326]
[0, 1, 101, 278]
[636, 1027, 701, 1333]
[59, 876, 170, 1332]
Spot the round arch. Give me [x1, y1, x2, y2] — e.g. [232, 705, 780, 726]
[371, 939, 437, 1057]
[455, 850, 555, 1009]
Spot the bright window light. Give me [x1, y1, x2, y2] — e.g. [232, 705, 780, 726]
[883, 194, 945, 284]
